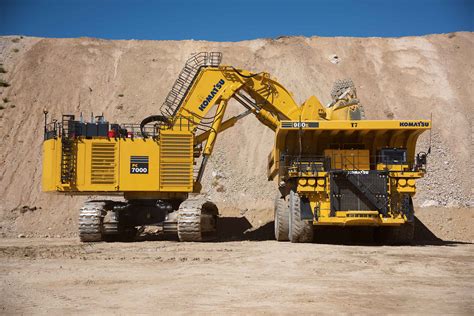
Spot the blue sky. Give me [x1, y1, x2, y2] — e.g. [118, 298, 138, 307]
[0, 0, 472, 41]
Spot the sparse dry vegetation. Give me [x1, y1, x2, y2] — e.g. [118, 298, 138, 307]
[3, 97, 10, 103]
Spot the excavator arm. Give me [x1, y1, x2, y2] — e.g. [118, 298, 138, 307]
[169, 66, 301, 131]
[146, 52, 366, 179]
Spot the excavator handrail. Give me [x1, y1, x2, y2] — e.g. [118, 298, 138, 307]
[160, 52, 222, 118]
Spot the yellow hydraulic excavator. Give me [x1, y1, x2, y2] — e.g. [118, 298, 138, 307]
[42, 52, 430, 243]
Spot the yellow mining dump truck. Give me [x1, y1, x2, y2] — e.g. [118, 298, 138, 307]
[268, 119, 430, 244]
[42, 52, 430, 243]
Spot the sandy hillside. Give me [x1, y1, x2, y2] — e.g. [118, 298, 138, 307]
[0, 33, 472, 237]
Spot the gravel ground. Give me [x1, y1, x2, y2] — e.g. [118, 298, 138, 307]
[1, 238, 473, 314]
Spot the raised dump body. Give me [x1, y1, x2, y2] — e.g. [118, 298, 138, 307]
[268, 119, 430, 243]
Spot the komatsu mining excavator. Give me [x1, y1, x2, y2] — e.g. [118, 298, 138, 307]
[42, 52, 431, 244]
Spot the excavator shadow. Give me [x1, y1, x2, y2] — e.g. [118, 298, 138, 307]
[132, 217, 275, 242]
[217, 217, 275, 241]
[132, 217, 469, 245]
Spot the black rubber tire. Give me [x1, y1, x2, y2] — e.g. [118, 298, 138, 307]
[289, 191, 314, 243]
[274, 194, 289, 241]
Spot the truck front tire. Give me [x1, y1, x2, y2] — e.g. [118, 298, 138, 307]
[274, 194, 290, 241]
[289, 191, 314, 243]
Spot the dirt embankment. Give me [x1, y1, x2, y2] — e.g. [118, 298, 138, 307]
[0, 33, 472, 239]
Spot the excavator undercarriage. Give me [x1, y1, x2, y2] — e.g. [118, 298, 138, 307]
[77, 198, 217, 242]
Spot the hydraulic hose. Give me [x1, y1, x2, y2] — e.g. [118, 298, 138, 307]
[140, 115, 170, 138]
[231, 67, 261, 79]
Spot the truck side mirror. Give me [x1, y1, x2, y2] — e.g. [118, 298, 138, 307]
[415, 152, 428, 170]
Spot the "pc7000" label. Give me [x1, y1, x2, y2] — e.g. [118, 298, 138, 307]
[130, 156, 149, 174]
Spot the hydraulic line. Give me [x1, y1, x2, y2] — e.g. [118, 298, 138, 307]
[140, 115, 169, 137]
[231, 67, 262, 79]
[203, 100, 228, 156]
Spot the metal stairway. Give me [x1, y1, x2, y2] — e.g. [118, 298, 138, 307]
[60, 115, 76, 185]
[344, 172, 389, 216]
[160, 52, 222, 118]
[60, 139, 76, 184]
[329, 155, 389, 217]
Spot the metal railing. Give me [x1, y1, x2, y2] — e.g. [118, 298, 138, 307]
[284, 155, 330, 175]
[160, 52, 223, 118]
[118, 124, 157, 139]
[281, 153, 425, 176]
[44, 121, 60, 140]
[44, 118, 174, 140]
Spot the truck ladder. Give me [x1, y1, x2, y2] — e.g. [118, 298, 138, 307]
[344, 172, 389, 216]
[329, 155, 389, 216]
[160, 52, 222, 118]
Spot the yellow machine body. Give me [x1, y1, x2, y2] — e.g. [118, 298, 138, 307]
[268, 120, 430, 227]
[42, 129, 194, 197]
[42, 61, 357, 198]
[41, 52, 431, 243]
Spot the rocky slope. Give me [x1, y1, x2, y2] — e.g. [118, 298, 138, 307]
[0, 33, 472, 237]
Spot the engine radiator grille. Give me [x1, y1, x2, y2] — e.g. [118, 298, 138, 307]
[159, 132, 193, 191]
[91, 143, 116, 184]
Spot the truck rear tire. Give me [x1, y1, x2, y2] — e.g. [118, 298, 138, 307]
[289, 191, 314, 243]
[274, 194, 289, 241]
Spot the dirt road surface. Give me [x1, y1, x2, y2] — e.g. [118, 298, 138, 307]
[1, 237, 473, 314]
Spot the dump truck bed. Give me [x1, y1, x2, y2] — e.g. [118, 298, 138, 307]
[268, 119, 430, 180]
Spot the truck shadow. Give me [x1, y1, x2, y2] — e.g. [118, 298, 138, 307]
[409, 217, 471, 246]
[216, 216, 471, 246]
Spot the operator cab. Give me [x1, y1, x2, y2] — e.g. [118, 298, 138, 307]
[379, 148, 407, 165]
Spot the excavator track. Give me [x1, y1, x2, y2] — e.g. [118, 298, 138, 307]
[177, 198, 218, 242]
[79, 201, 106, 242]
[103, 210, 119, 235]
